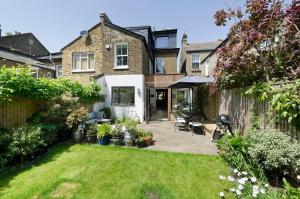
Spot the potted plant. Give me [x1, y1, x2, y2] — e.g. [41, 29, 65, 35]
[86, 123, 97, 143]
[110, 125, 123, 146]
[123, 119, 138, 147]
[97, 123, 111, 145]
[135, 137, 146, 148]
[143, 131, 153, 146]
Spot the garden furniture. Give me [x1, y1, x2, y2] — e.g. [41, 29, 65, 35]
[86, 111, 111, 124]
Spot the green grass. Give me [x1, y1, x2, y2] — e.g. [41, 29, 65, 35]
[0, 144, 231, 199]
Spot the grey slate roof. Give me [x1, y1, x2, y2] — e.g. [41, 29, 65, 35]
[186, 41, 223, 52]
[0, 33, 49, 57]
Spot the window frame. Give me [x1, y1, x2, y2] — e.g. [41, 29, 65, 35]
[47, 72, 52, 78]
[155, 57, 165, 74]
[111, 86, 135, 107]
[191, 53, 201, 69]
[114, 42, 129, 69]
[56, 65, 62, 78]
[155, 36, 169, 48]
[72, 52, 95, 72]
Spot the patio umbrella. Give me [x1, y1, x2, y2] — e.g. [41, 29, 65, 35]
[169, 75, 214, 88]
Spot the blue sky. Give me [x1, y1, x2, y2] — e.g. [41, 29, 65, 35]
[0, 0, 246, 52]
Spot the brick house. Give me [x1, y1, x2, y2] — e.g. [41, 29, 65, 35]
[0, 29, 61, 78]
[61, 13, 184, 122]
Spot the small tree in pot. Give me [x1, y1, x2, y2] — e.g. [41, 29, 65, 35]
[97, 123, 111, 145]
[110, 125, 123, 146]
[86, 123, 97, 143]
[123, 119, 138, 147]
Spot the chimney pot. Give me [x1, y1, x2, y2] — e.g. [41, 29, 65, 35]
[100, 12, 111, 23]
[181, 33, 188, 45]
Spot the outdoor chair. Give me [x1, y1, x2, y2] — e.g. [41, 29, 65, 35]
[189, 115, 205, 135]
[173, 112, 188, 131]
[86, 111, 112, 124]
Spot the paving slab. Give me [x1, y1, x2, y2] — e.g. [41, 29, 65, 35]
[138, 121, 218, 155]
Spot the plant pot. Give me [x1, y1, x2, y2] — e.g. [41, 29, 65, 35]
[73, 125, 84, 143]
[124, 131, 135, 147]
[86, 135, 97, 143]
[144, 136, 153, 146]
[136, 140, 146, 148]
[111, 137, 123, 146]
[98, 135, 110, 145]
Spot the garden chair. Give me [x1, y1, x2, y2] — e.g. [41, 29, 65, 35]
[173, 112, 188, 131]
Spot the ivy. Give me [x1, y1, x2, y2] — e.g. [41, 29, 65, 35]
[246, 80, 300, 130]
[0, 66, 101, 104]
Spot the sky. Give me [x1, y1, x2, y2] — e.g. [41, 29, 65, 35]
[0, 0, 246, 52]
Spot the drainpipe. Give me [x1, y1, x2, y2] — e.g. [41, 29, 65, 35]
[49, 53, 56, 78]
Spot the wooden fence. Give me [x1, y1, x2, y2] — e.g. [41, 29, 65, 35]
[0, 98, 40, 128]
[217, 86, 299, 140]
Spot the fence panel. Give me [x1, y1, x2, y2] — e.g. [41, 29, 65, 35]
[217, 86, 299, 140]
[0, 98, 40, 128]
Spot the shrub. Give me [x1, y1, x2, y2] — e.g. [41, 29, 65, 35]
[33, 123, 59, 146]
[7, 126, 46, 163]
[101, 107, 111, 119]
[247, 129, 300, 184]
[86, 123, 98, 137]
[97, 123, 111, 138]
[65, 106, 88, 129]
[217, 135, 266, 180]
[0, 128, 11, 169]
[0, 66, 101, 104]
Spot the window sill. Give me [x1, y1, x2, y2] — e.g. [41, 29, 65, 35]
[72, 69, 95, 73]
[113, 66, 129, 70]
[191, 69, 201, 72]
[112, 104, 135, 107]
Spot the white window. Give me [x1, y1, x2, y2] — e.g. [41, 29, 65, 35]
[72, 53, 95, 72]
[115, 43, 128, 69]
[191, 54, 200, 69]
[56, 65, 62, 78]
[156, 37, 169, 48]
[47, 72, 52, 78]
[155, 58, 164, 74]
[112, 87, 135, 106]
[32, 69, 38, 78]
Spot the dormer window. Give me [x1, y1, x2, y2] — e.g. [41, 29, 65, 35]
[191, 54, 200, 69]
[156, 37, 169, 48]
[114, 43, 128, 69]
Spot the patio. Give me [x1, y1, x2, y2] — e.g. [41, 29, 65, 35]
[138, 121, 218, 155]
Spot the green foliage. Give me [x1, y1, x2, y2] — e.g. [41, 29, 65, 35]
[122, 118, 139, 132]
[86, 123, 98, 137]
[0, 66, 101, 104]
[246, 80, 300, 131]
[283, 178, 300, 199]
[217, 135, 266, 180]
[248, 129, 300, 178]
[65, 106, 88, 129]
[101, 107, 111, 119]
[33, 123, 58, 146]
[7, 126, 46, 163]
[97, 123, 111, 138]
[110, 126, 122, 138]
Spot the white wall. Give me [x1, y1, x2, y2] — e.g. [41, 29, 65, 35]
[95, 74, 145, 122]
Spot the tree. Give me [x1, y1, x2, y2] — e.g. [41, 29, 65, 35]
[214, 0, 300, 88]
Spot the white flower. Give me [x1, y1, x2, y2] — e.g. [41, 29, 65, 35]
[230, 188, 236, 192]
[260, 188, 266, 194]
[264, 183, 269, 188]
[297, 175, 300, 180]
[250, 177, 257, 183]
[237, 172, 241, 177]
[253, 185, 259, 192]
[219, 192, 225, 197]
[219, 175, 226, 180]
[238, 184, 244, 190]
[238, 177, 247, 185]
[236, 189, 242, 195]
[242, 171, 248, 176]
[252, 192, 257, 198]
[233, 169, 238, 173]
[228, 176, 235, 182]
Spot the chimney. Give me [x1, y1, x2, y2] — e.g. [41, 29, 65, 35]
[0, 25, 2, 37]
[181, 33, 188, 46]
[100, 13, 111, 24]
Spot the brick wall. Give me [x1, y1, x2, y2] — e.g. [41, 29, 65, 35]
[155, 51, 177, 74]
[62, 22, 151, 84]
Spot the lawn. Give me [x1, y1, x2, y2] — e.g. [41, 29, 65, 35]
[0, 144, 230, 199]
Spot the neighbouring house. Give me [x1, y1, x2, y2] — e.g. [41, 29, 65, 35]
[0, 27, 60, 78]
[178, 34, 226, 121]
[61, 13, 184, 122]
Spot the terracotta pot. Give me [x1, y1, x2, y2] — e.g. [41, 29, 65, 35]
[144, 136, 153, 146]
